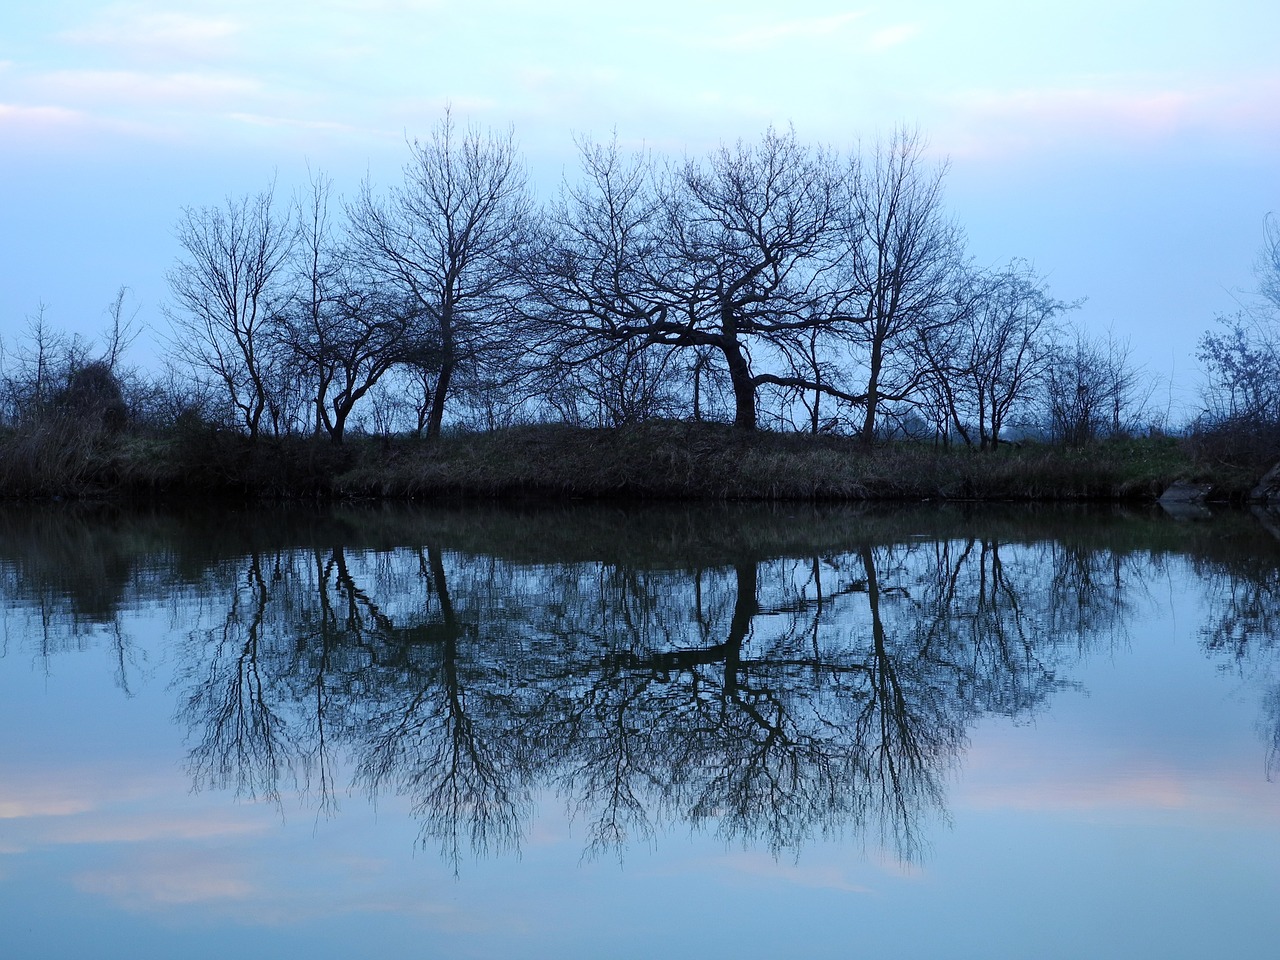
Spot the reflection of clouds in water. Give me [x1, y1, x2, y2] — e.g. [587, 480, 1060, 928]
[711, 851, 876, 894]
[75, 853, 255, 909]
[57, 818, 476, 927]
[963, 774, 1192, 813]
[0, 765, 239, 827]
[0, 796, 95, 819]
[40, 812, 270, 846]
[960, 730, 1280, 821]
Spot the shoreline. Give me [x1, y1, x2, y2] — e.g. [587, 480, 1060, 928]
[0, 422, 1265, 505]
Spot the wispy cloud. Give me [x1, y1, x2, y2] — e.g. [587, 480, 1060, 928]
[957, 744, 1280, 821]
[962, 773, 1193, 812]
[867, 23, 920, 51]
[937, 73, 1280, 159]
[37, 69, 262, 108]
[0, 102, 87, 129]
[712, 11, 869, 50]
[224, 112, 362, 134]
[61, 11, 241, 61]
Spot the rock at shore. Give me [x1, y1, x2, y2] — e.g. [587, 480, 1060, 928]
[1252, 462, 1280, 503]
[1158, 480, 1213, 504]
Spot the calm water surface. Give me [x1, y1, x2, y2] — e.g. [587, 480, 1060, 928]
[1, 503, 1278, 959]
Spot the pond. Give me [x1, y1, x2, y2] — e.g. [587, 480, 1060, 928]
[1, 502, 1278, 959]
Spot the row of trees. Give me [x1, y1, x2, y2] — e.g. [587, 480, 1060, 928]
[0, 116, 1166, 451]
[158, 116, 1151, 446]
[1192, 214, 1280, 469]
[1198, 216, 1280, 426]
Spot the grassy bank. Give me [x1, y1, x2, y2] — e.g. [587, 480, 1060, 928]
[0, 420, 1259, 503]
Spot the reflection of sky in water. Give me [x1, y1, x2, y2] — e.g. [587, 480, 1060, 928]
[2, 538, 1280, 959]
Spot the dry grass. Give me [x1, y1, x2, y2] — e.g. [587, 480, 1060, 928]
[0, 420, 1252, 503]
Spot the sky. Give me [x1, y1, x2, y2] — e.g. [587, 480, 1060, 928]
[2, 0, 1279, 417]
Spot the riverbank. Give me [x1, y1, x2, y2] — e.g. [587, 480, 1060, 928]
[0, 420, 1258, 503]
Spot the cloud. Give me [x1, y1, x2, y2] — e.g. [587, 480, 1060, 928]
[866, 24, 920, 51]
[957, 745, 1280, 821]
[61, 11, 241, 61]
[0, 102, 87, 130]
[324, 0, 444, 11]
[713, 11, 870, 51]
[936, 73, 1280, 160]
[957, 85, 1195, 139]
[224, 112, 363, 134]
[36, 69, 262, 109]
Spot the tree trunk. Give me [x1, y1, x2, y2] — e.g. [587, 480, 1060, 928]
[723, 562, 758, 697]
[860, 339, 883, 444]
[720, 335, 757, 430]
[426, 359, 453, 440]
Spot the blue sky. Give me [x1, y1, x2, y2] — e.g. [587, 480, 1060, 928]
[3, 1, 1278, 414]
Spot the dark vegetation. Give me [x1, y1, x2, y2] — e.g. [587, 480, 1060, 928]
[2, 116, 1278, 503]
[0, 418, 1237, 503]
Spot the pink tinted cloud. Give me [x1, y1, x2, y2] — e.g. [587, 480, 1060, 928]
[938, 74, 1280, 159]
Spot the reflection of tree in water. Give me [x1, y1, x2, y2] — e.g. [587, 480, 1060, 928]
[14, 504, 1278, 866]
[171, 532, 1122, 867]
[0, 507, 148, 690]
[180, 550, 303, 803]
[1195, 534, 1280, 778]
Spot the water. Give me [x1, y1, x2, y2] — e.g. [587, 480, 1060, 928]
[1, 503, 1278, 959]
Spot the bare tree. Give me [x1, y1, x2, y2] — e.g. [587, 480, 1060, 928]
[166, 186, 293, 438]
[348, 112, 531, 439]
[920, 260, 1072, 448]
[1256, 212, 1280, 311]
[0, 305, 75, 423]
[280, 171, 434, 443]
[530, 128, 861, 431]
[1199, 215, 1280, 428]
[836, 129, 966, 443]
[1044, 326, 1147, 445]
[1198, 311, 1280, 425]
[1192, 215, 1280, 467]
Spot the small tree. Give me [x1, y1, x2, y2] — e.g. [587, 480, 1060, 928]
[1044, 327, 1147, 446]
[920, 261, 1071, 448]
[166, 186, 293, 438]
[837, 129, 966, 443]
[1192, 214, 1280, 468]
[1197, 311, 1280, 426]
[279, 171, 437, 443]
[347, 111, 531, 439]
